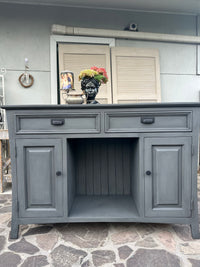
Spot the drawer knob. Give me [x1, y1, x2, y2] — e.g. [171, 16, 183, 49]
[56, 171, 62, 176]
[141, 117, 155, 124]
[146, 170, 152, 176]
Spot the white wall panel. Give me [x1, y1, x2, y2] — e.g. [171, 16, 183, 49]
[0, 19, 50, 71]
[4, 71, 51, 105]
[161, 74, 200, 102]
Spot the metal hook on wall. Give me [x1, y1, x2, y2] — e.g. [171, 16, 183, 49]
[18, 58, 34, 88]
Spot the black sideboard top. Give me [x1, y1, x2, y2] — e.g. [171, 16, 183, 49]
[2, 102, 200, 110]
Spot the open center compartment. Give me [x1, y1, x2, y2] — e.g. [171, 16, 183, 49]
[67, 138, 140, 219]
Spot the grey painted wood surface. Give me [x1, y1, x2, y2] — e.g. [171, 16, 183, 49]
[105, 111, 192, 132]
[71, 138, 132, 196]
[17, 138, 63, 218]
[3, 104, 200, 239]
[16, 113, 100, 133]
[69, 196, 139, 218]
[4, 102, 200, 109]
[144, 137, 191, 217]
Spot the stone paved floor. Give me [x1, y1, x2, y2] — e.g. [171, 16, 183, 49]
[0, 183, 200, 267]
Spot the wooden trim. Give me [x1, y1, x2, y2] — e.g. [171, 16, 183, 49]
[52, 24, 200, 45]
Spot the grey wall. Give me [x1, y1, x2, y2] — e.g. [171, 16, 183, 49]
[0, 3, 199, 104]
[117, 40, 199, 102]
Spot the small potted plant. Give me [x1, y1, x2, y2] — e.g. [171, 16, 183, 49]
[79, 66, 108, 104]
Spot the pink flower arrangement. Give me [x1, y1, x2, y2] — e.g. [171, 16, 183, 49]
[90, 66, 108, 82]
[79, 66, 108, 84]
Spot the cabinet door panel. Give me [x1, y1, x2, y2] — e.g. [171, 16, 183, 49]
[152, 146, 181, 206]
[26, 147, 54, 207]
[145, 137, 191, 217]
[17, 139, 63, 218]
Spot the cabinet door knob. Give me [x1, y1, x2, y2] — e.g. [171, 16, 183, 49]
[56, 171, 62, 176]
[146, 170, 152, 175]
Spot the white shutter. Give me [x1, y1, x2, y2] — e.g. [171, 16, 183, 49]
[111, 47, 161, 103]
[58, 44, 112, 104]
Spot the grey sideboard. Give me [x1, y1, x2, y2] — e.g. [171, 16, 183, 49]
[3, 103, 200, 239]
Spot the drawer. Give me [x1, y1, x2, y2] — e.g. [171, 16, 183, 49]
[105, 111, 192, 132]
[16, 113, 100, 134]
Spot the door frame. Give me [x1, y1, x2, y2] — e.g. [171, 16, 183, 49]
[50, 35, 115, 104]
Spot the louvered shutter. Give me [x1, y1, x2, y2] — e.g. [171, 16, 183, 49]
[58, 44, 112, 104]
[111, 47, 161, 103]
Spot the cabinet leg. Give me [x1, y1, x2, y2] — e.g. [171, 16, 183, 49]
[190, 220, 200, 239]
[10, 220, 19, 239]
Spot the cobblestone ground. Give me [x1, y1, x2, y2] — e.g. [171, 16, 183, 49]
[0, 182, 200, 267]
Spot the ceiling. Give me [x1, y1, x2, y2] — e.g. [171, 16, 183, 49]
[0, 0, 200, 14]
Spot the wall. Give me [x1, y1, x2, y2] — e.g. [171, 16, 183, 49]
[117, 40, 199, 102]
[0, 3, 199, 104]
